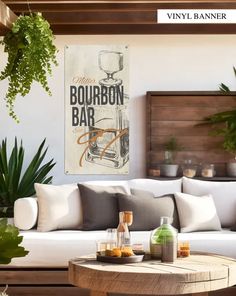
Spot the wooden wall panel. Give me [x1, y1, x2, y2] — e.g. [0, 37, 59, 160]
[4, 1, 236, 35]
[146, 91, 236, 177]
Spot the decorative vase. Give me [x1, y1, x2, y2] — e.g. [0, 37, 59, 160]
[150, 216, 178, 262]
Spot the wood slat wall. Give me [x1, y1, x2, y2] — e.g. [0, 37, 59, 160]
[146, 91, 236, 177]
[3, 0, 236, 35]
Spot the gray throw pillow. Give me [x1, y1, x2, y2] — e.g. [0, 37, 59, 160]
[117, 190, 179, 231]
[78, 184, 127, 230]
[231, 224, 236, 231]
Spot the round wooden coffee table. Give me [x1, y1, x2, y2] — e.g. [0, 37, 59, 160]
[69, 253, 236, 296]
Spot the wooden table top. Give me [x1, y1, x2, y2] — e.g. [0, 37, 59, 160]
[68, 253, 236, 296]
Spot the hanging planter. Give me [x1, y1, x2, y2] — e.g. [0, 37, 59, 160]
[0, 13, 58, 122]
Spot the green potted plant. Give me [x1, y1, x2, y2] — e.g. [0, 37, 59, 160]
[202, 67, 236, 176]
[203, 109, 236, 176]
[161, 137, 182, 177]
[0, 138, 55, 218]
[0, 218, 28, 264]
[0, 218, 29, 296]
[0, 13, 58, 122]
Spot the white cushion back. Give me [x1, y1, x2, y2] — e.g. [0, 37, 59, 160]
[128, 178, 182, 196]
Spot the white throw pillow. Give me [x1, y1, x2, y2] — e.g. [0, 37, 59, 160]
[183, 177, 236, 227]
[35, 183, 82, 232]
[14, 197, 38, 230]
[174, 192, 221, 233]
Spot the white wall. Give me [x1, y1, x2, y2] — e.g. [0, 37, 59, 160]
[1, 35, 236, 184]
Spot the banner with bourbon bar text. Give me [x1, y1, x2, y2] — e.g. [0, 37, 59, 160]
[65, 45, 129, 174]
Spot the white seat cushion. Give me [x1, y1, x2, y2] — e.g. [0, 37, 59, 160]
[7, 229, 236, 267]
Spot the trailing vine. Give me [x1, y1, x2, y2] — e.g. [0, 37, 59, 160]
[0, 13, 58, 122]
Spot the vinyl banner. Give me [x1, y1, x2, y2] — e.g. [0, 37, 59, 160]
[65, 45, 129, 174]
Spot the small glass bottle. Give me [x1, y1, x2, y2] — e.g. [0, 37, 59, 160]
[150, 216, 177, 262]
[106, 228, 117, 250]
[117, 212, 131, 248]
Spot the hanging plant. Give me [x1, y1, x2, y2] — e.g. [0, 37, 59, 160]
[0, 12, 58, 122]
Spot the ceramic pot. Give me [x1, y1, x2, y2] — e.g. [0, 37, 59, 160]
[161, 164, 179, 177]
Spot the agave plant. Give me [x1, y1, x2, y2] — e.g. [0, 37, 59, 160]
[0, 138, 55, 217]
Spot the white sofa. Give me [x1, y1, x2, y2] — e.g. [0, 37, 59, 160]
[10, 177, 236, 267]
[2, 177, 236, 296]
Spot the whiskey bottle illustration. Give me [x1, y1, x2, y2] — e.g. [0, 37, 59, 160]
[85, 50, 129, 169]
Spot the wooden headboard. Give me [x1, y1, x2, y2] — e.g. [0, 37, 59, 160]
[146, 91, 236, 177]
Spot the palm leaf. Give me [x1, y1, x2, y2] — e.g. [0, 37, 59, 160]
[18, 139, 47, 190]
[18, 160, 55, 197]
[233, 66, 236, 77]
[219, 83, 230, 93]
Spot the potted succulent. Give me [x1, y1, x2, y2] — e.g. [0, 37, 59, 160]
[0, 13, 58, 122]
[0, 138, 55, 218]
[161, 137, 182, 177]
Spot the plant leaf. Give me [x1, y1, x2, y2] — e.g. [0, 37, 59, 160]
[219, 83, 230, 93]
[0, 218, 28, 264]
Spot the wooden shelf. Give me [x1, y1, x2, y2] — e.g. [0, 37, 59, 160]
[148, 176, 236, 181]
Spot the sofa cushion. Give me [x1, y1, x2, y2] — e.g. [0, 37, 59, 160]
[82, 180, 131, 194]
[174, 192, 221, 233]
[128, 178, 182, 196]
[183, 177, 236, 227]
[35, 183, 82, 232]
[130, 188, 179, 230]
[14, 197, 38, 230]
[78, 183, 128, 230]
[117, 192, 178, 231]
[7, 229, 236, 267]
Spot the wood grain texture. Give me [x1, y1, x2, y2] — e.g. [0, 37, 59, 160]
[0, 267, 89, 296]
[0, 0, 17, 35]
[0, 269, 69, 284]
[69, 253, 236, 295]
[146, 91, 236, 176]
[5, 286, 82, 296]
[2, 1, 236, 35]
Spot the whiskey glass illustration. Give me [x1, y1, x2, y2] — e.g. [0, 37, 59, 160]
[85, 49, 129, 170]
[99, 50, 124, 86]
